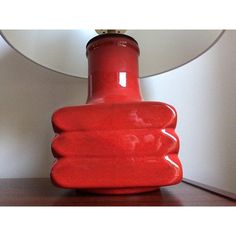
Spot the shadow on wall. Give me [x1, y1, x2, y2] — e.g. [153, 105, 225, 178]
[0, 37, 87, 178]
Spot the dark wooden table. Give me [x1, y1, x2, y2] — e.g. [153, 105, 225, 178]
[0, 178, 235, 206]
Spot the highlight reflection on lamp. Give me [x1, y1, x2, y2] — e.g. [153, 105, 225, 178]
[0, 29, 224, 194]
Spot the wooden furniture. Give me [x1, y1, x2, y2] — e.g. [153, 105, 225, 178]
[0, 178, 235, 206]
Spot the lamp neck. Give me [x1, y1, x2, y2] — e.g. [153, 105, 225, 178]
[86, 34, 142, 104]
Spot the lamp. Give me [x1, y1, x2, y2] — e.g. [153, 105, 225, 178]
[1, 30, 224, 194]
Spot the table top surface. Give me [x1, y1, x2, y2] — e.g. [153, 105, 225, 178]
[0, 178, 235, 206]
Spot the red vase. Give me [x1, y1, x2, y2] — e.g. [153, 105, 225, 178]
[51, 34, 183, 194]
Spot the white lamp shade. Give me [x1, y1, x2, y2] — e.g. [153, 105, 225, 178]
[1, 30, 224, 78]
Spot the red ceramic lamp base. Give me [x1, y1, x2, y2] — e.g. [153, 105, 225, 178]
[50, 33, 183, 194]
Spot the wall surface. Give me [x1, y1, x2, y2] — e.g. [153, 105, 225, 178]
[0, 31, 235, 196]
[140, 30, 236, 196]
[0, 36, 87, 177]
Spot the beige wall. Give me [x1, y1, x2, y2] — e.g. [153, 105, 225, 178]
[0, 31, 235, 196]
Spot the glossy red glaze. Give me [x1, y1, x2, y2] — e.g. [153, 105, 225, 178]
[51, 34, 183, 194]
